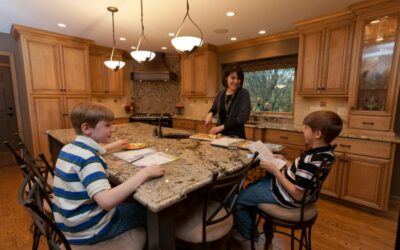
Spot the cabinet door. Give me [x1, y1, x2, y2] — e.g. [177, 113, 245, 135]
[321, 152, 344, 198]
[63, 96, 90, 129]
[340, 154, 390, 210]
[89, 53, 106, 95]
[105, 54, 124, 96]
[31, 96, 63, 159]
[181, 56, 194, 96]
[322, 22, 353, 95]
[245, 127, 255, 140]
[297, 29, 324, 95]
[25, 38, 62, 94]
[60, 44, 90, 94]
[193, 52, 207, 96]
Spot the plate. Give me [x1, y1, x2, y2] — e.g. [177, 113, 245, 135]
[189, 133, 223, 141]
[237, 141, 284, 153]
[125, 143, 146, 150]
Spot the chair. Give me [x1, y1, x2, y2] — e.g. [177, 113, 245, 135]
[250, 157, 334, 250]
[175, 152, 259, 249]
[18, 174, 147, 250]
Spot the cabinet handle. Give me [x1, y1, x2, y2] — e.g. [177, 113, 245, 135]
[280, 136, 289, 140]
[362, 122, 374, 125]
[339, 144, 351, 148]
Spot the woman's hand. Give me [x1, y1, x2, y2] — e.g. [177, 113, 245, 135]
[204, 112, 213, 126]
[210, 125, 224, 134]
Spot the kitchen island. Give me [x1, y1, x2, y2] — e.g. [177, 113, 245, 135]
[46, 123, 255, 249]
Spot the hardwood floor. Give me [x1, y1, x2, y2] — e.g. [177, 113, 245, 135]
[0, 164, 398, 250]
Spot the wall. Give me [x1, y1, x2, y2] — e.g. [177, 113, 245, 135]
[0, 32, 32, 150]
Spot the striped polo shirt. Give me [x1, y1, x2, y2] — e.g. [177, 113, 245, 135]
[271, 144, 335, 208]
[52, 135, 117, 244]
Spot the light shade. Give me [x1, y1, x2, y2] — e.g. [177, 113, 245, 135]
[171, 36, 202, 53]
[130, 50, 156, 63]
[104, 60, 126, 71]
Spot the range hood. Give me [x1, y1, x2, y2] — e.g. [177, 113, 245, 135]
[131, 52, 177, 82]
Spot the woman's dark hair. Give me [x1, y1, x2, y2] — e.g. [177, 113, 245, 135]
[222, 63, 244, 88]
[303, 110, 343, 143]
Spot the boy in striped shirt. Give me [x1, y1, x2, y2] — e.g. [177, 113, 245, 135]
[52, 103, 165, 245]
[234, 110, 343, 242]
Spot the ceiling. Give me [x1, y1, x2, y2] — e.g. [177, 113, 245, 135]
[0, 0, 365, 54]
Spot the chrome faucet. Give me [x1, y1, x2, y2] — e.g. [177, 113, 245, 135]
[153, 113, 164, 138]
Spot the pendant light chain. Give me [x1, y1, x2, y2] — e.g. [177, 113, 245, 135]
[110, 9, 116, 61]
[105, 7, 125, 71]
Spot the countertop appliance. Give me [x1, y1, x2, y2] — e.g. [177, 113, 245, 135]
[129, 113, 173, 128]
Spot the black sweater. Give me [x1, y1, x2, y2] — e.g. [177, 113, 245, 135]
[209, 88, 251, 139]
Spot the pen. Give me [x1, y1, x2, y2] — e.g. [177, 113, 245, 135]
[128, 156, 145, 163]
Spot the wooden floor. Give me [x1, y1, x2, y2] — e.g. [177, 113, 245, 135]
[0, 164, 398, 250]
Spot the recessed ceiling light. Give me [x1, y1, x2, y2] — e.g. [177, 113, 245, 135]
[131, 46, 136, 50]
[226, 11, 235, 17]
[119, 37, 126, 41]
[168, 32, 175, 37]
[259, 30, 266, 34]
[57, 23, 66, 28]
[230, 37, 237, 41]
[161, 46, 167, 50]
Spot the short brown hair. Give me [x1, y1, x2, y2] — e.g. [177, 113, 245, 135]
[70, 103, 114, 135]
[303, 110, 343, 143]
[222, 63, 244, 88]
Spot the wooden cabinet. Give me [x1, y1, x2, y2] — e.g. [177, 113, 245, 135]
[181, 44, 218, 97]
[12, 24, 92, 157]
[321, 137, 394, 211]
[347, 1, 400, 134]
[89, 45, 124, 96]
[31, 95, 89, 157]
[23, 36, 90, 95]
[172, 118, 196, 131]
[296, 11, 354, 96]
[264, 129, 306, 162]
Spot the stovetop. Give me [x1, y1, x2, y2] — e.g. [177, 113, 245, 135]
[130, 113, 173, 118]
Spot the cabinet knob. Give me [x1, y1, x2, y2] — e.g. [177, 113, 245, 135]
[350, 107, 354, 110]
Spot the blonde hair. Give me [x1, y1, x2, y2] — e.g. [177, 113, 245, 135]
[70, 103, 114, 135]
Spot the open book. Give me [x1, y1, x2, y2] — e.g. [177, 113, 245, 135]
[248, 141, 287, 170]
[113, 148, 179, 167]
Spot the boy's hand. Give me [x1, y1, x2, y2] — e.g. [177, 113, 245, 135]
[259, 160, 279, 175]
[142, 164, 165, 179]
[104, 139, 128, 153]
[273, 154, 286, 161]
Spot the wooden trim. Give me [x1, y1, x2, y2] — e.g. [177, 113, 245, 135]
[295, 10, 355, 29]
[11, 24, 94, 45]
[349, 0, 400, 15]
[0, 51, 24, 141]
[217, 30, 299, 52]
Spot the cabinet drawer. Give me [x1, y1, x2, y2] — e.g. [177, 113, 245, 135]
[173, 118, 196, 130]
[264, 129, 304, 146]
[333, 137, 391, 159]
[348, 115, 391, 131]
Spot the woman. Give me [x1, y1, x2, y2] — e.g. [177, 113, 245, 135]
[204, 63, 251, 139]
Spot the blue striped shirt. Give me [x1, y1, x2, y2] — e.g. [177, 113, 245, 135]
[52, 136, 116, 244]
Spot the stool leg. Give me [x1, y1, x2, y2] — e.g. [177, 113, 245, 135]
[307, 226, 312, 250]
[299, 228, 306, 250]
[264, 220, 274, 249]
[291, 229, 295, 250]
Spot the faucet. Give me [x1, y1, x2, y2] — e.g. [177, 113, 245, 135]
[157, 113, 164, 138]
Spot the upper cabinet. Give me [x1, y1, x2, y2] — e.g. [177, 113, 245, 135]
[181, 44, 218, 97]
[296, 11, 355, 96]
[348, 1, 400, 134]
[18, 32, 90, 95]
[89, 45, 124, 96]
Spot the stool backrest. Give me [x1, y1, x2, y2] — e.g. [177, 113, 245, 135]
[18, 174, 71, 250]
[201, 152, 259, 244]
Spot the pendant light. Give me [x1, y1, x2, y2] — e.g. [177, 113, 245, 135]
[130, 0, 155, 63]
[104, 7, 125, 71]
[171, 0, 203, 54]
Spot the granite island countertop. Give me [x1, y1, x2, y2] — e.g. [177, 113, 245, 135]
[46, 123, 251, 212]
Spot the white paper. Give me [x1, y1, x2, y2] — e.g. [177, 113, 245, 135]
[133, 152, 179, 167]
[112, 148, 156, 162]
[248, 141, 286, 170]
[210, 137, 245, 147]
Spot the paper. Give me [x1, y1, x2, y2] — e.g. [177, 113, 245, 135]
[210, 137, 245, 147]
[113, 148, 156, 162]
[133, 152, 179, 167]
[248, 141, 286, 170]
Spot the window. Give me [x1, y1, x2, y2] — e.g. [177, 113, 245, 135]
[239, 56, 297, 114]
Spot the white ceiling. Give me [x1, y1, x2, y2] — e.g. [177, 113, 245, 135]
[0, 0, 364, 54]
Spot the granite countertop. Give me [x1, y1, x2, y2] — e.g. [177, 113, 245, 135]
[47, 123, 250, 212]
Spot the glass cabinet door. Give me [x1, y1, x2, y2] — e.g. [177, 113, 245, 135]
[355, 16, 398, 112]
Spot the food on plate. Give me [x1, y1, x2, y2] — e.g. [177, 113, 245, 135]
[125, 143, 146, 150]
[237, 141, 251, 149]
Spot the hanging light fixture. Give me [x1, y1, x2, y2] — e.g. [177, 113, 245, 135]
[104, 7, 125, 71]
[130, 0, 155, 63]
[171, 0, 203, 54]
